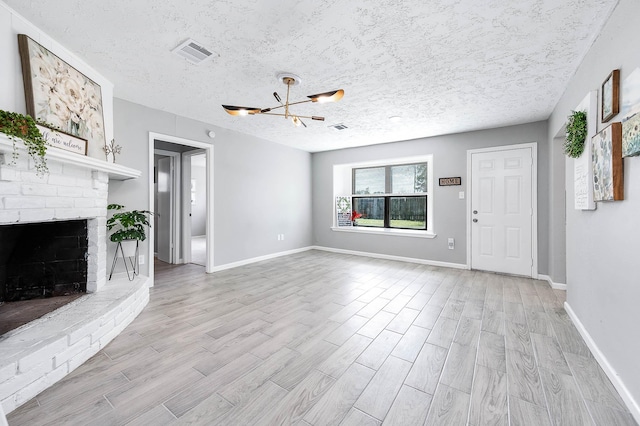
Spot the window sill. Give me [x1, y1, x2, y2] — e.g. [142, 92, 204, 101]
[331, 226, 437, 239]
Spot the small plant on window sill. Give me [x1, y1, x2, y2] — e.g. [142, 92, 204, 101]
[351, 210, 362, 226]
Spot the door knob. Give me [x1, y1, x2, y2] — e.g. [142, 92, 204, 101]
[473, 218, 478, 223]
[473, 210, 478, 214]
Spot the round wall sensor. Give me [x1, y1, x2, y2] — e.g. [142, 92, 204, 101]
[207, 130, 216, 139]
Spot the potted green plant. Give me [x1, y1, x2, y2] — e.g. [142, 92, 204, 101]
[0, 109, 48, 175]
[107, 204, 152, 280]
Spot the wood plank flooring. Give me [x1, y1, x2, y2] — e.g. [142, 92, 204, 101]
[7, 250, 637, 425]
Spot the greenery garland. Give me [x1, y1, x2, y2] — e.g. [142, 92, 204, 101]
[564, 110, 588, 158]
[0, 110, 48, 175]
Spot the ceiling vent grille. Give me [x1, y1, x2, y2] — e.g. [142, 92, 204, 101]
[172, 39, 217, 64]
[329, 123, 348, 131]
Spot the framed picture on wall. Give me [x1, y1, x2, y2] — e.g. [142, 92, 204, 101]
[601, 69, 620, 123]
[17, 34, 106, 157]
[592, 122, 623, 201]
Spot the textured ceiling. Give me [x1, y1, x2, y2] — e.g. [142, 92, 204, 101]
[6, 0, 618, 152]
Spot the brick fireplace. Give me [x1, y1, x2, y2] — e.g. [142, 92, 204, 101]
[0, 135, 148, 415]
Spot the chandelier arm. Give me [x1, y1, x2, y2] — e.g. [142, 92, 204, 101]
[259, 112, 324, 120]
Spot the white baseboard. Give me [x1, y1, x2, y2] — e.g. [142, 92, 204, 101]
[538, 274, 567, 290]
[565, 302, 640, 423]
[311, 246, 468, 270]
[211, 247, 313, 272]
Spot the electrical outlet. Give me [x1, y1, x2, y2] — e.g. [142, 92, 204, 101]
[448, 238, 454, 250]
[459, 191, 465, 199]
[139, 254, 145, 265]
[281, 234, 285, 241]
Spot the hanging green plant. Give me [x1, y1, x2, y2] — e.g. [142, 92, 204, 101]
[0, 109, 48, 175]
[564, 110, 588, 158]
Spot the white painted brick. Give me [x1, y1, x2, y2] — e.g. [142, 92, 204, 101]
[76, 177, 93, 188]
[93, 180, 108, 191]
[19, 171, 46, 184]
[61, 165, 90, 179]
[0, 181, 20, 194]
[0, 363, 17, 385]
[21, 183, 55, 197]
[68, 318, 101, 346]
[74, 198, 96, 208]
[45, 197, 74, 208]
[45, 161, 63, 174]
[54, 336, 91, 369]
[90, 322, 112, 346]
[94, 198, 108, 208]
[19, 209, 55, 223]
[1, 395, 17, 415]
[0, 210, 19, 223]
[18, 337, 67, 372]
[3, 197, 45, 209]
[79, 208, 102, 218]
[15, 363, 68, 407]
[48, 174, 77, 187]
[0, 360, 52, 400]
[53, 208, 81, 219]
[0, 166, 18, 181]
[67, 345, 99, 373]
[92, 171, 109, 183]
[114, 303, 134, 326]
[57, 187, 83, 197]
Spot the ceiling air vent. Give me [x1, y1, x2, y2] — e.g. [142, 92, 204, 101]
[329, 123, 348, 131]
[172, 39, 217, 65]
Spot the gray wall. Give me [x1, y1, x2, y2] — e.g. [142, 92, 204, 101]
[312, 121, 550, 272]
[548, 0, 640, 408]
[109, 98, 313, 275]
[191, 161, 207, 236]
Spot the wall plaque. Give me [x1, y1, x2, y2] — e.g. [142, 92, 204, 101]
[439, 177, 461, 186]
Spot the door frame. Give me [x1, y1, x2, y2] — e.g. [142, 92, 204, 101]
[154, 149, 181, 264]
[466, 142, 538, 278]
[148, 132, 214, 283]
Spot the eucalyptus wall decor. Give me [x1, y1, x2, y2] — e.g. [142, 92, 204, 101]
[565, 110, 588, 158]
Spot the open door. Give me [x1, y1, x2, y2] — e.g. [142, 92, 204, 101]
[156, 156, 173, 263]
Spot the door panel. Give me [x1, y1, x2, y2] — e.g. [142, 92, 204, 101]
[471, 147, 533, 276]
[156, 156, 172, 263]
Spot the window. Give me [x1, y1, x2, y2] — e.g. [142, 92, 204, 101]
[352, 163, 428, 230]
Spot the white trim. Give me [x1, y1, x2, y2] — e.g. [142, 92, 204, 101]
[211, 247, 313, 272]
[148, 132, 214, 282]
[330, 226, 436, 239]
[333, 154, 434, 233]
[565, 302, 640, 423]
[538, 274, 567, 290]
[312, 246, 468, 270]
[466, 142, 538, 277]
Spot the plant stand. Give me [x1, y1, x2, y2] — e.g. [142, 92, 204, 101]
[109, 240, 139, 281]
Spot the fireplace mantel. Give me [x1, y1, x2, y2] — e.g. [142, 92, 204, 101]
[0, 133, 140, 180]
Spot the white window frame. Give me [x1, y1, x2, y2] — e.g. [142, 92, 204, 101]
[331, 155, 436, 239]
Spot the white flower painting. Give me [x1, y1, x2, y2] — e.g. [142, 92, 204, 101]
[19, 35, 105, 156]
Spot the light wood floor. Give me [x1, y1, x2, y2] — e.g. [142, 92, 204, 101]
[7, 250, 637, 425]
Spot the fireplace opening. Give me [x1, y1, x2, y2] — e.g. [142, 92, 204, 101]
[0, 220, 88, 334]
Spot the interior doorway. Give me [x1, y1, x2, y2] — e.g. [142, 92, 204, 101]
[148, 133, 214, 282]
[182, 151, 207, 267]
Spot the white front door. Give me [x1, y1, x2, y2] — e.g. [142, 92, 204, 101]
[156, 156, 173, 263]
[471, 146, 534, 276]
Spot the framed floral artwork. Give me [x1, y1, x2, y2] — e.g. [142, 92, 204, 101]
[18, 34, 106, 157]
[592, 122, 623, 201]
[601, 69, 619, 123]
